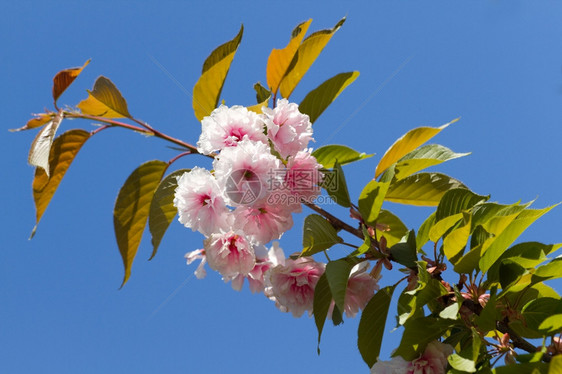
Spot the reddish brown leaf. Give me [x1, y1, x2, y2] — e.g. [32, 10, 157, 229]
[52, 59, 90, 104]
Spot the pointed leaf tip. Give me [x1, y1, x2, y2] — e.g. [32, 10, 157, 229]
[266, 19, 312, 96]
[279, 17, 346, 99]
[299, 71, 359, 124]
[115, 160, 168, 287]
[52, 59, 90, 104]
[375, 119, 459, 179]
[193, 25, 243, 121]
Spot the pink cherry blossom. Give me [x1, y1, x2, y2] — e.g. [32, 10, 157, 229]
[185, 249, 207, 279]
[265, 256, 325, 318]
[173, 167, 231, 236]
[329, 262, 380, 319]
[281, 150, 323, 211]
[197, 105, 267, 155]
[262, 99, 313, 159]
[213, 139, 282, 207]
[203, 231, 255, 279]
[232, 203, 293, 245]
[230, 242, 285, 293]
[409, 340, 453, 374]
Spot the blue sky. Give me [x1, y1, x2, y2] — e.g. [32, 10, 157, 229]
[2, 2, 562, 373]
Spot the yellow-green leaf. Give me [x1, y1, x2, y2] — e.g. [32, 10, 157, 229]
[77, 76, 131, 118]
[429, 213, 463, 243]
[302, 214, 341, 256]
[385, 172, 467, 206]
[299, 71, 359, 124]
[30, 129, 91, 238]
[114, 160, 168, 287]
[279, 17, 345, 99]
[480, 204, 559, 273]
[394, 144, 470, 181]
[27, 111, 64, 176]
[10, 113, 54, 132]
[312, 144, 373, 169]
[148, 169, 189, 260]
[266, 19, 312, 96]
[52, 59, 90, 104]
[443, 212, 471, 262]
[375, 118, 459, 179]
[192, 25, 243, 121]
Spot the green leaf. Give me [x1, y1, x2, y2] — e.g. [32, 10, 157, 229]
[502, 283, 560, 311]
[148, 169, 189, 260]
[522, 297, 562, 334]
[326, 257, 360, 314]
[77, 76, 131, 118]
[266, 19, 312, 95]
[394, 316, 458, 360]
[376, 210, 409, 249]
[475, 289, 498, 332]
[448, 329, 481, 373]
[279, 17, 345, 98]
[30, 129, 91, 238]
[549, 355, 562, 374]
[492, 362, 549, 374]
[480, 204, 558, 273]
[435, 188, 489, 222]
[299, 71, 359, 124]
[394, 144, 470, 181]
[358, 285, 396, 367]
[313, 273, 332, 354]
[323, 162, 351, 207]
[385, 173, 467, 206]
[389, 230, 417, 269]
[302, 214, 342, 256]
[358, 169, 394, 225]
[453, 244, 483, 274]
[27, 111, 63, 177]
[375, 119, 459, 179]
[331, 304, 343, 326]
[482, 242, 556, 285]
[443, 212, 472, 262]
[429, 213, 463, 243]
[114, 160, 168, 287]
[192, 25, 243, 121]
[531, 257, 562, 285]
[416, 211, 436, 251]
[397, 263, 448, 325]
[499, 259, 526, 290]
[539, 314, 562, 334]
[253, 82, 271, 104]
[439, 302, 461, 320]
[311, 144, 373, 169]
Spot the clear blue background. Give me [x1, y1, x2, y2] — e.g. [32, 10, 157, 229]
[2, 1, 562, 373]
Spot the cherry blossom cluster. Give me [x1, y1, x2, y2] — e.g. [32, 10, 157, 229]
[174, 99, 379, 318]
[370, 341, 454, 374]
